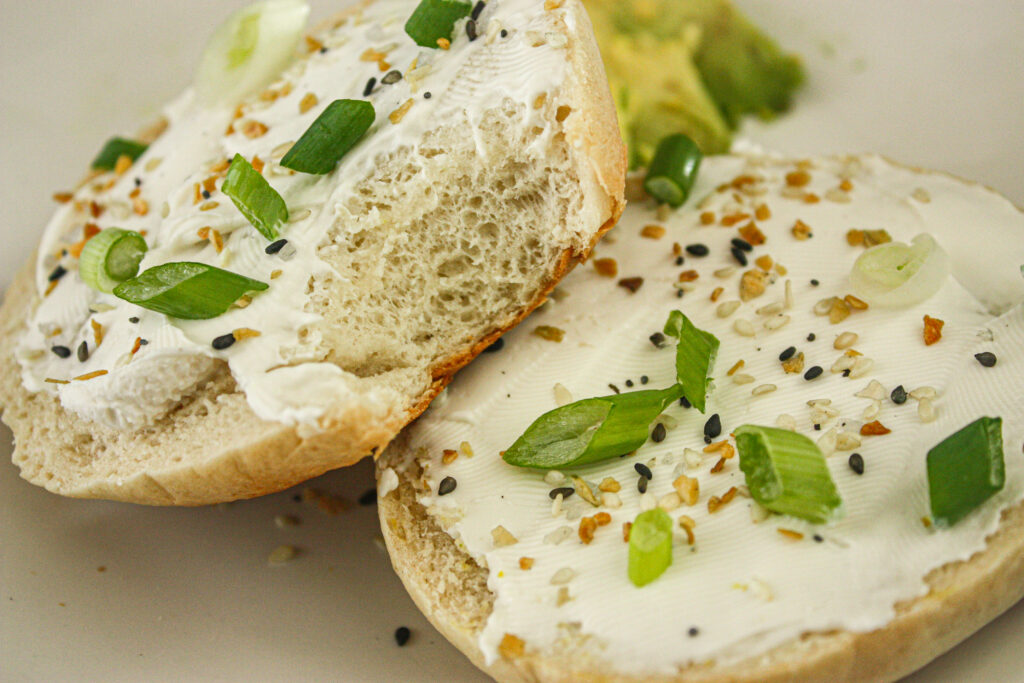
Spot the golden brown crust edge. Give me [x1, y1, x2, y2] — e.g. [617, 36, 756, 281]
[0, 0, 626, 506]
[378, 449, 1024, 683]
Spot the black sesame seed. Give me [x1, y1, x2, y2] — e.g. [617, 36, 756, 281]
[381, 70, 403, 85]
[625, 379, 634, 388]
[730, 246, 748, 266]
[779, 346, 797, 362]
[201, 189, 211, 200]
[676, 289, 684, 299]
[608, 383, 620, 394]
[484, 337, 504, 353]
[48, 265, 67, 282]
[265, 238, 288, 255]
[500, 29, 508, 38]
[139, 339, 149, 345]
[704, 413, 722, 440]
[129, 316, 140, 324]
[471, 0, 486, 19]
[890, 385, 908, 404]
[814, 424, 821, 431]
[807, 333, 816, 342]
[637, 476, 648, 494]
[212, 333, 236, 350]
[394, 626, 411, 646]
[842, 368, 852, 377]
[688, 627, 700, 637]
[810, 279, 820, 286]
[438, 476, 457, 496]
[76, 340, 89, 362]
[731, 237, 753, 252]
[319, 46, 328, 54]
[674, 255, 685, 266]
[813, 534, 824, 543]
[358, 488, 377, 506]
[362, 77, 377, 97]
[975, 351, 997, 368]
[651, 423, 667, 443]
[51, 345, 72, 358]
[804, 366, 824, 381]
[549, 487, 575, 500]
[640, 375, 649, 385]
[685, 243, 709, 257]
[634, 462, 653, 480]
[134, 177, 142, 187]
[649, 332, 666, 348]
[679, 396, 691, 409]
[423, 91, 432, 99]
[466, 18, 478, 41]
[848, 453, 865, 475]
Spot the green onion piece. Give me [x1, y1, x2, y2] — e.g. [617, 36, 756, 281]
[222, 154, 288, 240]
[79, 228, 148, 293]
[280, 99, 375, 175]
[735, 425, 842, 524]
[502, 385, 684, 470]
[405, 0, 472, 48]
[91, 137, 148, 170]
[643, 133, 703, 207]
[663, 310, 719, 413]
[628, 508, 673, 587]
[113, 262, 268, 320]
[927, 417, 1004, 527]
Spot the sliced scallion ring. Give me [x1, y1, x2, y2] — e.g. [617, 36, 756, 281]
[850, 233, 950, 308]
[927, 416, 1004, 527]
[663, 310, 719, 413]
[280, 99, 375, 174]
[79, 228, 148, 293]
[628, 508, 673, 587]
[405, 0, 473, 48]
[91, 138, 148, 171]
[222, 154, 289, 240]
[643, 133, 703, 207]
[195, 0, 310, 107]
[113, 262, 268, 320]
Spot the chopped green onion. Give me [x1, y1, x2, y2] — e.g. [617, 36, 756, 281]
[405, 0, 472, 48]
[643, 134, 703, 207]
[280, 99, 375, 174]
[222, 154, 289, 240]
[113, 262, 268, 320]
[91, 137, 148, 170]
[195, 0, 310, 107]
[735, 425, 842, 524]
[79, 228, 148, 293]
[663, 310, 719, 413]
[850, 233, 950, 308]
[502, 385, 684, 470]
[628, 508, 673, 587]
[927, 417, 1004, 527]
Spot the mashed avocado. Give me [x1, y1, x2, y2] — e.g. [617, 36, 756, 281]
[583, 0, 804, 167]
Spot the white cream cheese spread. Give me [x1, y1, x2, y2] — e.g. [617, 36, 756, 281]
[399, 154, 1024, 672]
[17, 0, 574, 430]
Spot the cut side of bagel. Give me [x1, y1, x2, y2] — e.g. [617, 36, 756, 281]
[0, 0, 625, 505]
[377, 153, 1024, 682]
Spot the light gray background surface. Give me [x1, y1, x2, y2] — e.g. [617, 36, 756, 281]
[1, 1, 1022, 680]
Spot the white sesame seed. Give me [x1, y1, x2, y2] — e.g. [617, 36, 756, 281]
[491, 525, 518, 547]
[544, 470, 566, 485]
[733, 319, 756, 337]
[910, 386, 937, 400]
[911, 187, 932, 203]
[287, 208, 312, 224]
[784, 280, 794, 310]
[862, 400, 882, 421]
[544, 526, 574, 545]
[775, 414, 797, 431]
[756, 302, 784, 316]
[268, 545, 298, 565]
[750, 501, 770, 523]
[835, 431, 862, 451]
[717, 301, 742, 318]
[601, 491, 622, 509]
[732, 373, 755, 385]
[750, 577, 775, 601]
[763, 314, 791, 331]
[556, 586, 571, 606]
[658, 492, 682, 512]
[834, 331, 859, 350]
[918, 397, 938, 423]
[807, 398, 832, 407]
[274, 514, 300, 529]
[781, 186, 805, 199]
[550, 567, 576, 585]
[551, 493, 564, 517]
[831, 354, 856, 373]
[553, 383, 573, 406]
[825, 188, 852, 203]
[714, 266, 736, 279]
[657, 413, 679, 429]
[639, 492, 656, 511]
[752, 383, 777, 396]
[160, 202, 170, 218]
[848, 357, 875, 379]
[683, 448, 703, 469]
[814, 298, 835, 316]
[855, 380, 887, 401]
[817, 428, 837, 456]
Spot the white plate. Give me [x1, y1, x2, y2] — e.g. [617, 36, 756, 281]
[1, 1, 1022, 681]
